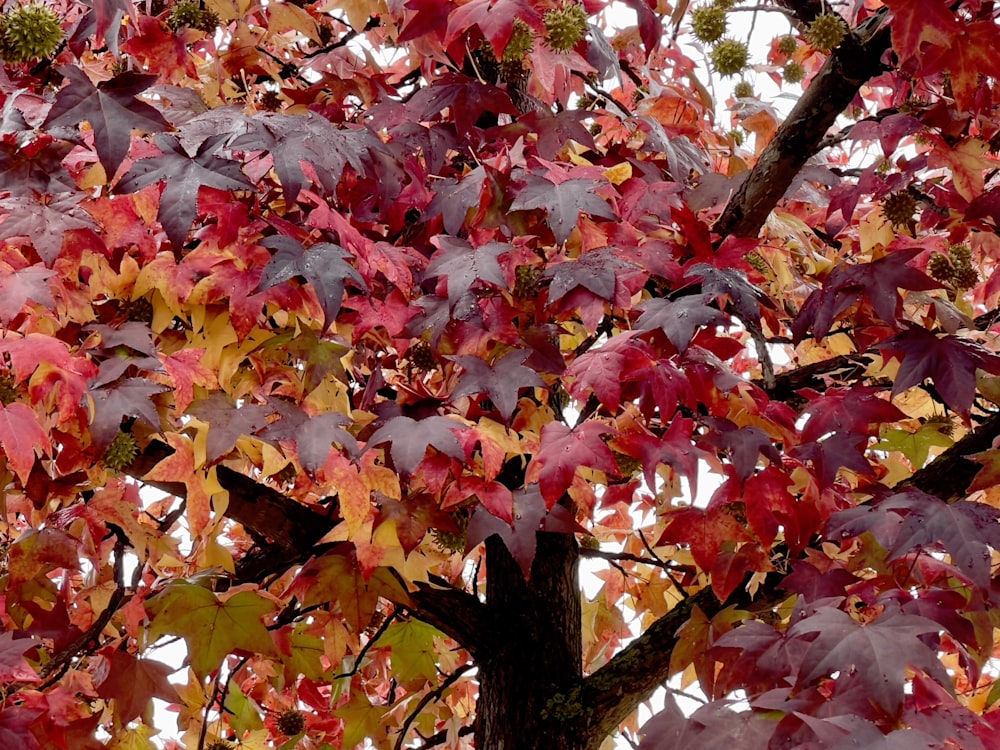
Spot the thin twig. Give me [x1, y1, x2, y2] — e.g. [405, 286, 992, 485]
[333, 608, 399, 680]
[394, 664, 475, 750]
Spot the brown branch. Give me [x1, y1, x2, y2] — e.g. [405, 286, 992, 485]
[393, 664, 475, 750]
[126, 440, 491, 655]
[715, 8, 891, 239]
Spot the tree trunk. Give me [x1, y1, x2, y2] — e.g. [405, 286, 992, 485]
[475, 532, 586, 749]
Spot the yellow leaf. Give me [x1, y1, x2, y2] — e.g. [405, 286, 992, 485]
[602, 162, 632, 185]
[267, 2, 319, 42]
[109, 722, 158, 750]
[322, 454, 372, 535]
[319, 0, 387, 32]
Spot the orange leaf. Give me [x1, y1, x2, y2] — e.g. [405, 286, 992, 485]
[0, 403, 50, 483]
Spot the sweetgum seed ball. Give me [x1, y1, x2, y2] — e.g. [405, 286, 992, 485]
[544, 4, 587, 51]
[805, 12, 847, 51]
[276, 709, 306, 736]
[711, 39, 748, 77]
[1, 4, 62, 62]
[691, 5, 727, 44]
[783, 62, 805, 84]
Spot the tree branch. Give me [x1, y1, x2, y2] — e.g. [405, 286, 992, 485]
[126, 441, 491, 655]
[715, 8, 891, 239]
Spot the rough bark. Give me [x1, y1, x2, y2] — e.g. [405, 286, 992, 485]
[714, 9, 891, 239]
[475, 533, 585, 749]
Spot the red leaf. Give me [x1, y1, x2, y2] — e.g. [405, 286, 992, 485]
[451, 350, 544, 420]
[510, 175, 617, 244]
[0, 265, 55, 324]
[42, 69, 169, 178]
[875, 327, 1000, 418]
[0, 403, 50, 483]
[365, 415, 468, 475]
[528, 421, 618, 506]
[0, 632, 39, 683]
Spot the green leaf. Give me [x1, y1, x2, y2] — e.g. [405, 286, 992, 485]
[379, 619, 443, 686]
[146, 581, 278, 679]
[874, 422, 954, 468]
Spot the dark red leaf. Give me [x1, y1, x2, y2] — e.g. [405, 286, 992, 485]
[510, 175, 617, 244]
[450, 350, 544, 420]
[43, 69, 169, 178]
[365, 415, 468, 475]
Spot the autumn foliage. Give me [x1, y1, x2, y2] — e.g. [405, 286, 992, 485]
[7, 0, 1000, 748]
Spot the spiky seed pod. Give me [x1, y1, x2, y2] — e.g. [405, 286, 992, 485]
[881, 190, 917, 227]
[952, 264, 980, 289]
[431, 510, 469, 554]
[259, 89, 282, 111]
[733, 79, 753, 98]
[503, 19, 533, 63]
[745, 251, 768, 272]
[167, 0, 200, 29]
[612, 450, 643, 478]
[408, 341, 437, 371]
[104, 430, 140, 471]
[777, 34, 798, 56]
[0, 375, 17, 405]
[1, 4, 62, 63]
[206, 744, 235, 750]
[949, 243, 972, 266]
[728, 129, 744, 146]
[710, 38, 748, 77]
[712, 0, 735, 8]
[543, 4, 587, 51]
[195, 6, 219, 32]
[805, 12, 847, 51]
[579, 535, 600, 550]
[782, 61, 805, 84]
[514, 264, 541, 298]
[926, 252, 952, 282]
[123, 296, 154, 324]
[690, 4, 727, 44]
[276, 709, 306, 736]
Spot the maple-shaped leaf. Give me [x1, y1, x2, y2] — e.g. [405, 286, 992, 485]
[0, 705, 44, 750]
[464, 485, 584, 578]
[424, 236, 509, 310]
[0, 265, 55, 323]
[285, 543, 411, 631]
[883, 0, 959, 63]
[544, 247, 639, 305]
[789, 605, 949, 714]
[189, 393, 273, 463]
[635, 295, 730, 353]
[147, 581, 278, 679]
[874, 422, 954, 469]
[407, 73, 518, 136]
[702, 417, 782, 483]
[841, 490, 1000, 592]
[424, 166, 492, 235]
[0, 194, 97, 265]
[450, 350, 544, 420]
[0, 139, 76, 196]
[656, 503, 755, 573]
[683, 264, 769, 324]
[638, 694, 776, 750]
[69, 0, 135, 55]
[791, 432, 875, 487]
[256, 236, 367, 328]
[117, 133, 251, 249]
[94, 649, 178, 723]
[793, 249, 939, 342]
[874, 326, 1000, 418]
[261, 406, 358, 473]
[527, 421, 618, 506]
[510, 174, 617, 244]
[800, 386, 906, 443]
[88, 377, 168, 448]
[0, 632, 39, 683]
[42, 68, 170, 178]
[0, 403, 50, 483]
[365, 415, 468, 475]
[919, 21, 1000, 111]
[229, 112, 373, 203]
[496, 110, 596, 160]
[379, 618, 443, 686]
[612, 419, 704, 499]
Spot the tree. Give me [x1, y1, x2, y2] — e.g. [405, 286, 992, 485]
[6, 0, 1000, 747]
